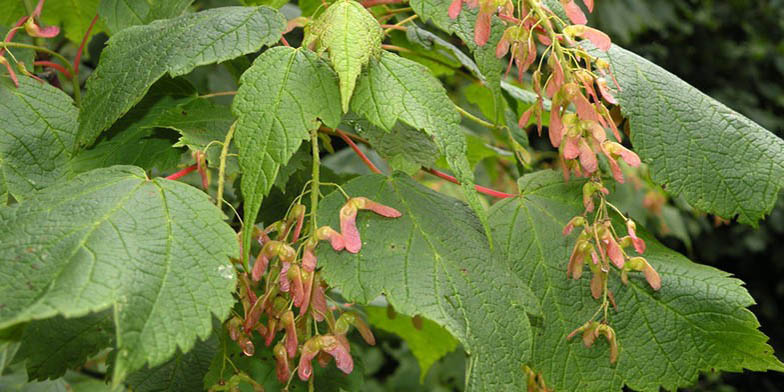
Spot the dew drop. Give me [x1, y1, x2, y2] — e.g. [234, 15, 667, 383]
[218, 264, 234, 280]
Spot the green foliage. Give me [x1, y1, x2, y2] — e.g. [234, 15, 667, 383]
[72, 78, 197, 173]
[350, 51, 489, 237]
[1, 0, 783, 390]
[491, 171, 783, 391]
[0, 76, 77, 203]
[0, 0, 103, 44]
[77, 6, 285, 148]
[233, 46, 342, 263]
[99, 0, 194, 34]
[348, 118, 438, 174]
[0, 166, 238, 383]
[126, 334, 217, 392]
[307, 0, 383, 112]
[593, 44, 784, 226]
[317, 173, 538, 390]
[14, 312, 114, 381]
[365, 306, 458, 382]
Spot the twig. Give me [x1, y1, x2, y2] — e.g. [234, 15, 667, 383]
[424, 168, 516, 198]
[361, 0, 407, 7]
[216, 122, 237, 209]
[455, 104, 498, 129]
[34, 60, 71, 78]
[200, 91, 237, 99]
[380, 24, 407, 32]
[327, 128, 515, 198]
[74, 13, 98, 76]
[336, 129, 382, 174]
[165, 164, 198, 180]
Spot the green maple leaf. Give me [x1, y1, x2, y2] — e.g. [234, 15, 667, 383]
[490, 171, 784, 391]
[99, 0, 194, 34]
[307, 0, 383, 112]
[14, 312, 114, 381]
[350, 51, 491, 240]
[317, 173, 541, 391]
[346, 117, 438, 175]
[72, 78, 198, 173]
[590, 44, 784, 226]
[411, 0, 511, 127]
[365, 306, 458, 382]
[151, 98, 238, 172]
[0, 166, 239, 383]
[0, 76, 77, 203]
[233, 46, 342, 264]
[77, 6, 285, 149]
[126, 333, 217, 392]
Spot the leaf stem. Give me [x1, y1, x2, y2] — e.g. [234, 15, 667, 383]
[383, 14, 417, 35]
[216, 122, 237, 209]
[361, 0, 407, 7]
[336, 129, 382, 174]
[33, 60, 72, 79]
[74, 13, 99, 77]
[165, 164, 198, 180]
[200, 90, 237, 99]
[424, 168, 516, 198]
[380, 24, 407, 32]
[454, 104, 497, 129]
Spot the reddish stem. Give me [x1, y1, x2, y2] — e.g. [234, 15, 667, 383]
[165, 164, 198, 180]
[33, 0, 46, 17]
[74, 13, 99, 76]
[0, 16, 29, 57]
[280, 35, 291, 47]
[337, 129, 382, 174]
[361, 0, 407, 7]
[334, 128, 514, 198]
[424, 168, 516, 198]
[34, 60, 72, 78]
[498, 14, 522, 24]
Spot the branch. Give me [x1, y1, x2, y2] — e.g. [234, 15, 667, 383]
[74, 13, 99, 76]
[424, 168, 516, 198]
[323, 128, 516, 199]
[165, 164, 198, 181]
[336, 129, 382, 174]
[34, 60, 72, 79]
[361, 0, 407, 7]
